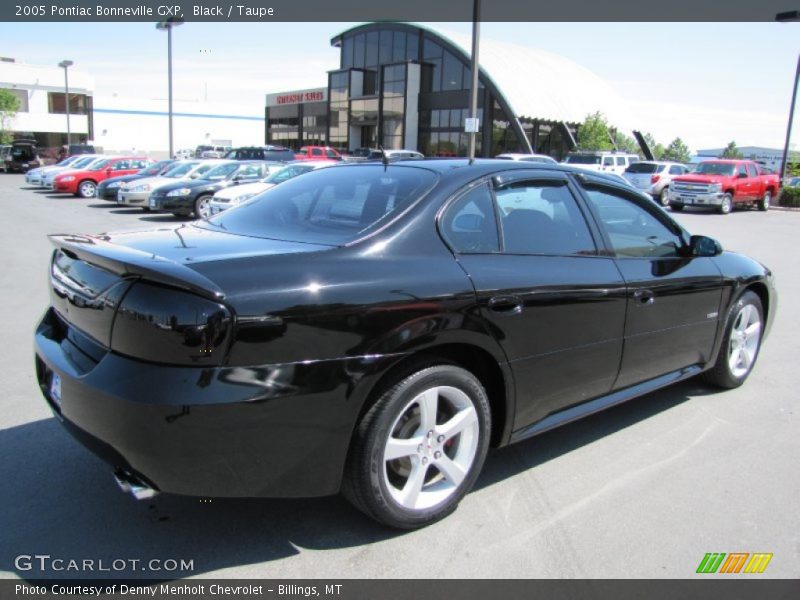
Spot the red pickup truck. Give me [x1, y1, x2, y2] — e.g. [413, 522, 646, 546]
[668, 159, 780, 214]
[294, 146, 343, 161]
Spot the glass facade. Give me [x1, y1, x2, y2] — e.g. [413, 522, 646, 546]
[265, 24, 576, 159]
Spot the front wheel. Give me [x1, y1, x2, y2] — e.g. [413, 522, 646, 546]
[758, 190, 771, 212]
[718, 193, 733, 214]
[194, 195, 213, 219]
[77, 180, 97, 198]
[343, 364, 491, 529]
[659, 187, 670, 206]
[703, 291, 763, 389]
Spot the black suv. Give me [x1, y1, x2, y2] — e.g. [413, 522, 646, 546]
[224, 146, 295, 162]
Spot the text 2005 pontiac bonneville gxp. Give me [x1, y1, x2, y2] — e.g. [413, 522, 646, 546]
[35, 160, 775, 529]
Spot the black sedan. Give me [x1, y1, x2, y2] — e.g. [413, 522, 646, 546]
[149, 160, 278, 218]
[96, 159, 176, 201]
[34, 160, 775, 529]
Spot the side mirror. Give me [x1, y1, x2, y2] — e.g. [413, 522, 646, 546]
[689, 235, 722, 257]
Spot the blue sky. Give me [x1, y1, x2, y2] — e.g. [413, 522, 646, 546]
[2, 21, 798, 152]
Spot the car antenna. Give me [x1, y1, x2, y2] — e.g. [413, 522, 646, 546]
[378, 144, 389, 170]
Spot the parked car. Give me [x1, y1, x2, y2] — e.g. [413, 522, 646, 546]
[208, 161, 332, 215]
[174, 148, 195, 160]
[668, 160, 781, 214]
[623, 161, 690, 206]
[3, 140, 41, 173]
[116, 160, 218, 209]
[495, 153, 557, 164]
[562, 151, 639, 175]
[42, 155, 106, 189]
[198, 145, 232, 159]
[0, 144, 11, 170]
[149, 160, 274, 218]
[224, 146, 296, 162]
[348, 148, 425, 161]
[96, 159, 177, 201]
[35, 160, 775, 528]
[53, 156, 153, 198]
[25, 155, 85, 186]
[295, 145, 344, 161]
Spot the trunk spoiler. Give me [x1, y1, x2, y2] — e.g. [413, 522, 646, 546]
[49, 234, 226, 301]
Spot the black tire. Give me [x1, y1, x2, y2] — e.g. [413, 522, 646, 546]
[659, 187, 670, 207]
[758, 190, 771, 212]
[194, 195, 213, 219]
[669, 203, 684, 212]
[77, 179, 97, 198]
[718, 193, 733, 215]
[703, 291, 763, 389]
[343, 364, 491, 529]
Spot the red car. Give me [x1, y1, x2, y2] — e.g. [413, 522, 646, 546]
[53, 156, 153, 198]
[294, 146, 343, 161]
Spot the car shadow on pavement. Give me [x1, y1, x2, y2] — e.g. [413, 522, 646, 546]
[0, 418, 398, 580]
[0, 379, 710, 579]
[475, 379, 709, 491]
[139, 215, 191, 223]
[108, 208, 149, 216]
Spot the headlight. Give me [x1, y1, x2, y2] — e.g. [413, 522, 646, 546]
[708, 183, 722, 193]
[60, 176, 75, 182]
[232, 192, 257, 204]
[167, 187, 192, 197]
[128, 184, 151, 192]
[107, 181, 122, 189]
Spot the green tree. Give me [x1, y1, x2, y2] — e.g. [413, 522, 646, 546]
[662, 137, 691, 163]
[720, 141, 744, 159]
[0, 89, 20, 144]
[577, 112, 614, 151]
[611, 129, 639, 154]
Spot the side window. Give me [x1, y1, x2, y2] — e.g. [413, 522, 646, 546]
[326, 149, 338, 158]
[603, 157, 614, 167]
[737, 163, 748, 178]
[312, 148, 323, 157]
[746, 163, 758, 178]
[441, 184, 499, 254]
[113, 160, 130, 170]
[584, 188, 683, 258]
[616, 157, 626, 166]
[669, 165, 683, 175]
[495, 182, 596, 256]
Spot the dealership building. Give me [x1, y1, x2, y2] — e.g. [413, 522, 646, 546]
[266, 23, 633, 159]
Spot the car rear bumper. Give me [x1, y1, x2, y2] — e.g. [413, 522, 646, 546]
[34, 307, 391, 499]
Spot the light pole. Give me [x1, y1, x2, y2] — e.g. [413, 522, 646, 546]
[776, 11, 799, 181]
[156, 18, 183, 158]
[57, 60, 73, 148]
[467, 0, 481, 161]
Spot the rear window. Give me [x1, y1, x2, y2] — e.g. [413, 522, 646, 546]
[200, 165, 438, 246]
[625, 163, 661, 174]
[565, 154, 601, 165]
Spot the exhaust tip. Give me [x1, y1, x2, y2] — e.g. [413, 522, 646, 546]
[113, 469, 159, 500]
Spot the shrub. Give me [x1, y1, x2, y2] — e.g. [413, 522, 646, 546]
[778, 186, 800, 207]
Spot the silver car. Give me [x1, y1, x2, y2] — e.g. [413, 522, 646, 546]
[623, 161, 690, 206]
[495, 153, 557, 164]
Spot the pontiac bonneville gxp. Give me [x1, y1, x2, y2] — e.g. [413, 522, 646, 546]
[35, 160, 775, 528]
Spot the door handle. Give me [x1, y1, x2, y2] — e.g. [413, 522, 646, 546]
[488, 295, 524, 315]
[633, 289, 655, 305]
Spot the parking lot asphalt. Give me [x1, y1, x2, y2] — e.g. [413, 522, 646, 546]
[0, 173, 797, 579]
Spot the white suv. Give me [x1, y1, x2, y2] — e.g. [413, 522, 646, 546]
[623, 161, 690, 206]
[562, 151, 639, 175]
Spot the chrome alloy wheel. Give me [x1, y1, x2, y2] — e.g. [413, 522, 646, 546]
[728, 303, 762, 378]
[382, 385, 479, 511]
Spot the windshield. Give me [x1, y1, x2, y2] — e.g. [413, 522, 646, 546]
[201, 163, 239, 180]
[564, 154, 601, 165]
[695, 162, 736, 176]
[56, 157, 78, 167]
[625, 162, 662, 174]
[70, 156, 97, 169]
[264, 164, 315, 184]
[200, 165, 438, 246]
[89, 159, 110, 171]
[164, 161, 200, 178]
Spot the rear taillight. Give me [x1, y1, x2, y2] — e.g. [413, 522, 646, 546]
[651, 175, 661, 184]
[111, 281, 232, 366]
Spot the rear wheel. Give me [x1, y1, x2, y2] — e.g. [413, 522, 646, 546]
[194, 195, 213, 219]
[703, 291, 763, 389]
[758, 190, 771, 212]
[343, 364, 491, 529]
[77, 180, 97, 198]
[718, 193, 733, 214]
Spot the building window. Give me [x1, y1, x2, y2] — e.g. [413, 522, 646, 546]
[342, 36, 354, 69]
[47, 92, 88, 115]
[1, 88, 28, 112]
